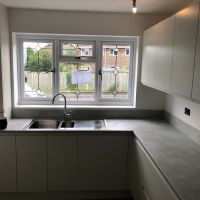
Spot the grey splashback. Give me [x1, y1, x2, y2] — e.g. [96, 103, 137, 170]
[164, 111, 200, 147]
[12, 108, 164, 120]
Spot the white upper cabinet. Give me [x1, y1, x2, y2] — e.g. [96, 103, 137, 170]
[129, 137, 178, 200]
[141, 15, 175, 90]
[156, 15, 175, 91]
[171, 1, 199, 98]
[141, 25, 158, 86]
[141, 1, 200, 102]
[192, 3, 200, 101]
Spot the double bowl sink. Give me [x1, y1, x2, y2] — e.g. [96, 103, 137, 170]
[26, 119, 106, 130]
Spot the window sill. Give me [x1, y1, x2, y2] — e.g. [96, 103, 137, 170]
[14, 104, 136, 110]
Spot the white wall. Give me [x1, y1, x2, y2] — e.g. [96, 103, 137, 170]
[8, 9, 168, 36]
[165, 94, 200, 131]
[0, 4, 12, 118]
[8, 8, 168, 110]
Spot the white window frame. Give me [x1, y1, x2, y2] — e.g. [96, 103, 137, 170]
[59, 40, 96, 61]
[99, 41, 135, 104]
[14, 33, 138, 106]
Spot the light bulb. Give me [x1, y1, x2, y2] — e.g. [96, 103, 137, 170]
[132, 6, 137, 14]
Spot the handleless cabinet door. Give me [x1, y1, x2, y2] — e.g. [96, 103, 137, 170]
[192, 2, 200, 101]
[156, 15, 175, 91]
[129, 137, 178, 200]
[0, 136, 16, 192]
[78, 135, 128, 190]
[141, 25, 158, 86]
[171, 1, 199, 98]
[16, 136, 47, 192]
[47, 136, 78, 191]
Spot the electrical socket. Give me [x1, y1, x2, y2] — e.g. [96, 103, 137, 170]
[184, 107, 190, 116]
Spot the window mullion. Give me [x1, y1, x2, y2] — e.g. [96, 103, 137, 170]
[54, 38, 60, 95]
[95, 40, 101, 103]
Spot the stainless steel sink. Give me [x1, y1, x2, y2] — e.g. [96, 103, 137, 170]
[27, 119, 61, 129]
[59, 121, 75, 128]
[59, 120, 106, 129]
[26, 119, 106, 130]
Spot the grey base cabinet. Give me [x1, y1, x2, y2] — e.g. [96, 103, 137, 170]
[16, 136, 47, 192]
[78, 135, 128, 190]
[0, 136, 16, 192]
[47, 136, 78, 191]
[128, 137, 177, 200]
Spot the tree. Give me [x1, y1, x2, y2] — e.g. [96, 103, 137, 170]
[25, 47, 52, 72]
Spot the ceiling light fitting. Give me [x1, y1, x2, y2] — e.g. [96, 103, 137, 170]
[132, 0, 137, 14]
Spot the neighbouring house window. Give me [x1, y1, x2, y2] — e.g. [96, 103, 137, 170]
[109, 48, 118, 56]
[15, 34, 137, 106]
[125, 48, 130, 56]
[81, 48, 89, 56]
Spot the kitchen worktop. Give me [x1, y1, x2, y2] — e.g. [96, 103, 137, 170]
[0, 118, 173, 132]
[106, 119, 200, 200]
[1, 118, 200, 200]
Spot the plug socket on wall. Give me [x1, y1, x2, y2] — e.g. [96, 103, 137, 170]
[184, 107, 190, 116]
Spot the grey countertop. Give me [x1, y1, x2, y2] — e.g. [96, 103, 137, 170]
[106, 119, 200, 200]
[1, 118, 200, 200]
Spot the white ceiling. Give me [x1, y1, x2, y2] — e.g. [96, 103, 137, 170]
[0, 0, 193, 14]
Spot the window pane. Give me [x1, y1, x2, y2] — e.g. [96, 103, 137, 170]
[61, 42, 94, 57]
[101, 44, 131, 99]
[23, 42, 53, 98]
[59, 62, 95, 101]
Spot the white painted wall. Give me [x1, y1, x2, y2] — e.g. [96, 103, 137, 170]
[165, 94, 200, 131]
[0, 4, 12, 118]
[8, 8, 167, 110]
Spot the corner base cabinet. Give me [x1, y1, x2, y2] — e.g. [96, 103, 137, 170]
[128, 136, 178, 200]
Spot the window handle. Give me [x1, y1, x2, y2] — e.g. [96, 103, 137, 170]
[45, 67, 55, 74]
[51, 68, 56, 73]
[76, 56, 81, 60]
[98, 69, 102, 81]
